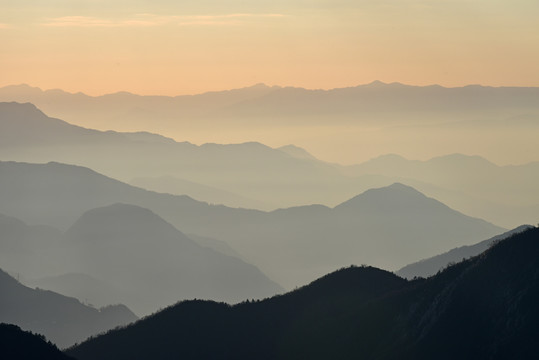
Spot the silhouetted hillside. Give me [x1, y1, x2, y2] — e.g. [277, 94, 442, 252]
[68, 227, 539, 360]
[0, 161, 504, 288]
[0, 323, 73, 360]
[67, 266, 409, 360]
[397, 225, 533, 278]
[0, 268, 137, 348]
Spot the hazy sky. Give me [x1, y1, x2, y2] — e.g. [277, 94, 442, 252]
[1, 0, 538, 95]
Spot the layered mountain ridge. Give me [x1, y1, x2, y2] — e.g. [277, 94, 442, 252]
[67, 227, 539, 360]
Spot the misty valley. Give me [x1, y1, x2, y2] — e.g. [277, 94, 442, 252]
[1, 83, 538, 359]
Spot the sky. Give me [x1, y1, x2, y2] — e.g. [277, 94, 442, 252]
[1, 0, 539, 96]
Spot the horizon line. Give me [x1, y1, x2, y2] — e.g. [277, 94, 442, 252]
[2, 80, 539, 98]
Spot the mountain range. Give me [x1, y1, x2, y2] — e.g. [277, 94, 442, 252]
[0, 268, 137, 349]
[1, 82, 538, 167]
[396, 225, 534, 279]
[2, 82, 539, 131]
[0, 160, 504, 289]
[66, 226, 539, 360]
[1, 101, 538, 227]
[0, 84, 537, 358]
[0, 207, 283, 316]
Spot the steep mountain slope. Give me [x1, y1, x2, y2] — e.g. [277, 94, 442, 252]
[67, 227, 539, 360]
[0, 161, 504, 288]
[0, 268, 137, 349]
[62, 203, 283, 315]
[397, 225, 533, 278]
[0, 323, 73, 360]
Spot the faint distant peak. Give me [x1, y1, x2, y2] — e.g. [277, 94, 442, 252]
[277, 144, 317, 160]
[356, 153, 411, 168]
[101, 91, 139, 99]
[370, 153, 408, 162]
[200, 141, 271, 150]
[360, 80, 408, 89]
[249, 83, 271, 89]
[428, 153, 497, 167]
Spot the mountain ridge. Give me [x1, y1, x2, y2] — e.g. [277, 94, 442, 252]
[4, 81, 539, 98]
[0, 159, 504, 288]
[396, 224, 534, 279]
[0, 268, 138, 349]
[66, 227, 539, 360]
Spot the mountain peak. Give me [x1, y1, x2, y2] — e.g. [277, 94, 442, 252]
[0, 101, 47, 119]
[365, 80, 387, 87]
[277, 144, 317, 160]
[361, 80, 408, 89]
[335, 182, 426, 211]
[67, 203, 188, 244]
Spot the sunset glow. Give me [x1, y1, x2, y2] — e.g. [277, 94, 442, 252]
[2, 1, 538, 96]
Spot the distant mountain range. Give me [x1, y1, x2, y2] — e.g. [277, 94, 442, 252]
[67, 227, 539, 360]
[2, 82, 538, 131]
[0, 268, 137, 349]
[1, 101, 537, 227]
[64, 203, 283, 315]
[0, 207, 283, 316]
[0, 160, 504, 289]
[0, 101, 345, 209]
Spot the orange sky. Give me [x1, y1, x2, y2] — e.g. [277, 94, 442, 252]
[1, 1, 539, 96]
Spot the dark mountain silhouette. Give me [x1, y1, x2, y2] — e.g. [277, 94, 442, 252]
[0, 323, 73, 360]
[67, 227, 539, 360]
[0, 268, 137, 349]
[0, 160, 504, 289]
[62, 203, 283, 315]
[396, 224, 534, 279]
